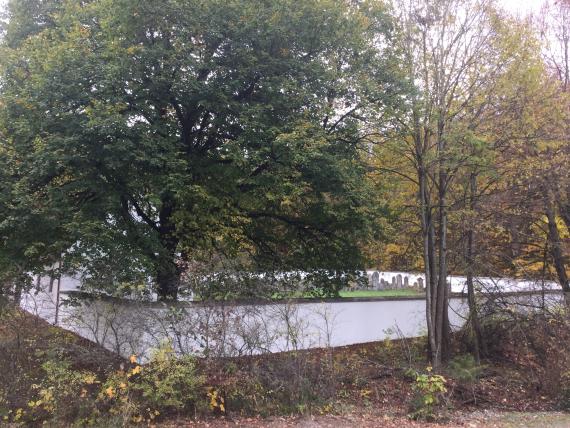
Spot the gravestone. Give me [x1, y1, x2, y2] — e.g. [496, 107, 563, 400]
[417, 277, 424, 289]
[404, 276, 409, 288]
[371, 271, 380, 290]
[396, 274, 403, 289]
[391, 276, 396, 288]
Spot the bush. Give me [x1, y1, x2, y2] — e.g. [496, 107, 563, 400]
[408, 367, 448, 421]
[448, 354, 483, 384]
[476, 309, 570, 408]
[27, 358, 100, 424]
[99, 342, 204, 424]
[133, 344, 203, 411]
[559, 371, 570, 410]
[215, 350, 339, 416]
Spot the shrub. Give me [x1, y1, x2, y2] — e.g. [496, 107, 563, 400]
[408, 367, 447, 421]
[215, 350, 339, 416]
[99, 342, 204, 424]
[448, 354, 483, 384]
[132, 344, 203, 411]
[559, 371, 570, 410]
[27, 359, 100, 424]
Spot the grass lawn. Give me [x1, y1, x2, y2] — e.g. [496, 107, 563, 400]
[193, 288, 425, 301]
[338, 288, 424, 298]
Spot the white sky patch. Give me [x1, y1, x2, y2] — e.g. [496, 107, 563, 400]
[499, 0, 548, 16]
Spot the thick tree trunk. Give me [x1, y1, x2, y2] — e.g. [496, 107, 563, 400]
[156, 253, 180, 301]
[156, 194, 180, 301]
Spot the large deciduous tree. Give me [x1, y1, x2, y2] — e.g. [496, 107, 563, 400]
[0, 0, 397, 300]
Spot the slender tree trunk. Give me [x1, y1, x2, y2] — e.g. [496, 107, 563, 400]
[435, 171, 448, 367]
[545, 188, 570, 302]
[559, 201, 570, 230]
[465, 172, 485, 363]
[557, 186, 570, 229]
[419, 160, 443, 369]
[442, 267, 451, 361]
[10, 266, 25, 306]
[419, 163, 437, 365]
[12, 281, 22, 306]
[428, 217, 438, 322]
[435, 129, 451, 367]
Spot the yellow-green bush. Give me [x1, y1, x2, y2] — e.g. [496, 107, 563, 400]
[408, 367, 448, 421]
[98, 343, 204, 424]
[27, 359, 101, 424]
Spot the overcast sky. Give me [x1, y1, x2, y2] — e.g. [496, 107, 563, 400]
[500, 0, 548, 15]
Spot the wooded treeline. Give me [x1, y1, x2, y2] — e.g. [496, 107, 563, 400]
[366, 0, 569, 368]
[0, 0, 568, 369]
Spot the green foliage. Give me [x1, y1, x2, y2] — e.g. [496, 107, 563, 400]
[448, 354, 484, 385]
[408, 368, 448, 421]
[99, 343, 204, 423]
[1, 0, 63, 48]
[131, 344, 203, 411]
[338, 289, 423, 298]
[0, 0, 400, 299]
[26, 358, 100, 424]
[1, 306, 205, 426]
[0, 389, 9, 424]
[22, 345, 203, 425]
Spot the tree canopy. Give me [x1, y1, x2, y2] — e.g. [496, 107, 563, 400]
[0, 0, 400, 299]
